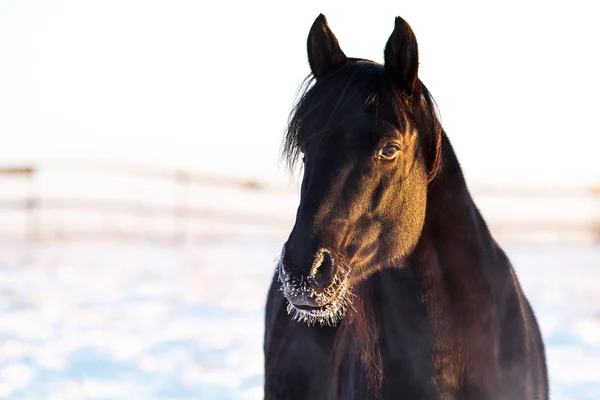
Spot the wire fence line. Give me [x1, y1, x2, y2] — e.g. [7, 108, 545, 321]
[0, 162, 598, 245]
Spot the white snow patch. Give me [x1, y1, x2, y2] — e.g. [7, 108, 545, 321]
[0, 240, 597, 399]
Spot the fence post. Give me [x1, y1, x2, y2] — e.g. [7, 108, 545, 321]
[26, 167, 39, 245]
[174, 171, 191, 244]
[593, 185, 600, 243]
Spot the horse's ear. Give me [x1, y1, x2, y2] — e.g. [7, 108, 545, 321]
[384, 16, 419, 95]
[307, 14, 348, 80]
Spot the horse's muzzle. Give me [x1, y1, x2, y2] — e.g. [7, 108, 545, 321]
[278, 247, 342, 308]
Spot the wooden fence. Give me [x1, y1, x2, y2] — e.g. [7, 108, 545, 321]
[0, 163, 598, 244]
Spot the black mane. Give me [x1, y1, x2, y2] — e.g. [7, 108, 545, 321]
[282, 60, 443, 182]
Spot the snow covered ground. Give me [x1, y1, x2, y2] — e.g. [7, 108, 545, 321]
[1, 3, 599, 398]
[0, 237, 598, 399]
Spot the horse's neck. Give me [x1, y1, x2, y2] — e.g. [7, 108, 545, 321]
[362, 132, 503, 362]
[394, 131, 504, 318]
[420, 131, 496, 263]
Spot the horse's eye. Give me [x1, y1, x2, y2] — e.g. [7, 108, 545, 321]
[379, 144, 400, 160]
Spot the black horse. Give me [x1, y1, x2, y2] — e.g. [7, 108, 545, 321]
[264, 14, 548, 400]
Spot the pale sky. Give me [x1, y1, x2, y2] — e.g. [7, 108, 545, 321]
[0, 0, 598, 187]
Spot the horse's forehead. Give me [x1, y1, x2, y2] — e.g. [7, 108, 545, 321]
[308, 118, 399, 154]
[339, 107, 400, 138]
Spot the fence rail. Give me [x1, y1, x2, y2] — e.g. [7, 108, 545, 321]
[0, 163, 598, 244]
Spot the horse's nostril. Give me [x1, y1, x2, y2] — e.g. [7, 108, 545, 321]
[310, 249, 335, 287]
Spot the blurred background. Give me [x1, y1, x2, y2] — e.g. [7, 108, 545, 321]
[0, 1, 598, 399]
